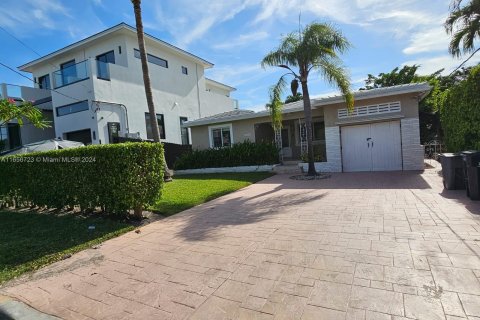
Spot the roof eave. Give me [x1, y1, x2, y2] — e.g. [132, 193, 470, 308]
[19, 23, 213, 72]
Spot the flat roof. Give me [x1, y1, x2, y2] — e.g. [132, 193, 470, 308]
[19, 23, 214, 72]
[205, 78, 236, 92]
[184, 82, 431, 127]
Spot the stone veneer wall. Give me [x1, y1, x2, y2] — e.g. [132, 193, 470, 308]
[401, 118, 424, 170]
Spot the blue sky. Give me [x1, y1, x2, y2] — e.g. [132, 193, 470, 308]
[1, 0, 479, 111]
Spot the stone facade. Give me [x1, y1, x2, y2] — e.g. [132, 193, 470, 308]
[401, 118, 424, 170]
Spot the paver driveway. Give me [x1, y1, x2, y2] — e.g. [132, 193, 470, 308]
[2, 169, 480, 319]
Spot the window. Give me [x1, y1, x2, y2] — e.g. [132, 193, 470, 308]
[180, 117, 189, 145]
[38, 74, 51, 90]
[56, 100, 89, 117]
[65, 129, 92, 145]
[145, 113, 165, 139]
[181, 66, 188, 75]
[60, 60, 77, 84]
[210, 125, 232, 148]
[134, 49, 168, 68]
[96, 50, 115, 80]
[312, 121, 325, 141]
[107, 122, 120, 143]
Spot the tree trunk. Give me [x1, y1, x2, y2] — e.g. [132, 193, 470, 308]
[132, 0, 172, 182]
[133, 205, 143, 220]
[301, 80, 317, 176]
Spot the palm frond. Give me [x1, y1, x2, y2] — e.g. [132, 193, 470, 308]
[314, 57, 354, 110]
[267, 76, 288, 130]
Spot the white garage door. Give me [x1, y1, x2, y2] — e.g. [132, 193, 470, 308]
[341, 121, 402, 172]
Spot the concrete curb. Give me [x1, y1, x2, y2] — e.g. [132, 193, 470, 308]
[0, 295, 61, 320]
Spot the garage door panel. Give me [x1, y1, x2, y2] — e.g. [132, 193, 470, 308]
[341, 124, 371, 172]
[341, 121, 402, 172]
[371, 121, 402, 171]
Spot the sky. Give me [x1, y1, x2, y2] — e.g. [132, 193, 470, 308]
[0, 0, 479, 111]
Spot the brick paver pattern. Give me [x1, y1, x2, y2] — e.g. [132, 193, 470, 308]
[2, 170, 480, 319]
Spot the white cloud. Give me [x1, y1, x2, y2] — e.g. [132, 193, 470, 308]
[403, 26, 450, 55]
[213, 31, 269, 50]
[403, 54, 480, 75]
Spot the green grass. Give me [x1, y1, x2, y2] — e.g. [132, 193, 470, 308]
[0, 211, 133, 284]
[152, 172, 274, 216]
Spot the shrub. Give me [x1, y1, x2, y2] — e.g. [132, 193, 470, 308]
[440, 65, 480, 152]
[0, 142, 164, 214]
[174, 141, 279, 170]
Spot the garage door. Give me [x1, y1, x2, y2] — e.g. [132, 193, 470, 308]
[341, 121, 402, 172]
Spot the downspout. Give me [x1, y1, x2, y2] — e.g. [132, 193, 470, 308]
[195, 63, 202, 118]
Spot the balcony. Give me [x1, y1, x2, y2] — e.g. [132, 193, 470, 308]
[53, 60, 89, 88]
[96, 60, 111, 80]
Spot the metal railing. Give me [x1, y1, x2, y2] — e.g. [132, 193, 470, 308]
[53, 60, 89, 88]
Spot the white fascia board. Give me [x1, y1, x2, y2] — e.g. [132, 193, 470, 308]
[19, 23, 213, 72]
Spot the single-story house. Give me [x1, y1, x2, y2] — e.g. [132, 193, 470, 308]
[183, 83, 431, 172]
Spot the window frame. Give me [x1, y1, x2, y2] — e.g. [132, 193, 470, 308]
[144, 113, 166, 140]
[56, 100, 89, 117]
[208, 123, 233, 148]
[38, 74, 51, 90]
[134, 49, 168, 68]
[179, 117, 189, 145]
[96, 50, 115, 80]
[181, 66, 188, 75]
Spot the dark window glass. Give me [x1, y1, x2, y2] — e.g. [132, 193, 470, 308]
[65, 129, 92, 145]
[38, 74, 51, 90]
[56, 100, 89, 117]
[96, 51, 115, 80]
[107, 122, 120, 143]
[211, 127, 231, 148]
[181, 66, 188, 75]
[145, 113, 165, 139]
[180, 117, 189, 145]
[134, 49, 168, 68]
[60, 60, 77, 85]
[312, 121, 325, 141]
[7, 123, 22, 149]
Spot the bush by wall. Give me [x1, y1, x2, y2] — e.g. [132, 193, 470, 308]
[0, 142, 164, 214]
[174, 141, 279, 170]
[440, 65, 480, 152]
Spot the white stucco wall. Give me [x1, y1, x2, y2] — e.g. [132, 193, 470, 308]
[26, 29, 235, 145]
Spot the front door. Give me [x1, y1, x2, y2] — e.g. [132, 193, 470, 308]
[281, 127, 292, 158]
[341, 121, 402, 172]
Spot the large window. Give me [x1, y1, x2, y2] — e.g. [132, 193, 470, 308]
[180, 117, 189, 145]
[210, 125, 232, 148]
[56, 100, 89, 117]
[134, 49, 168, 68]
[312, 121, 325, 141]
[145, 113, 166, 139]
[60, 60, 77, 85]
[96, 50, 115, 80]
[38, 74, 51, 90]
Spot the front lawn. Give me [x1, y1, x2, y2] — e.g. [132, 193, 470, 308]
[152, 172, 274, 216]
[0, 212, 133, 284]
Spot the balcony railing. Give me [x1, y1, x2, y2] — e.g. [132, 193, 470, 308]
[96, 60, 111, 80]
[53, 60, 89, 88]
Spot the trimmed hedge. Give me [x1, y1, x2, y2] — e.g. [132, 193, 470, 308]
[440, 65, 480, 152]
[0, 142, 164, 214]
[174, 141, 279, 170]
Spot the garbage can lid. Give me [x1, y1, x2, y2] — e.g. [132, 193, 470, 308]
[440, 153, 461, 157]
[461, 150, 480, 155]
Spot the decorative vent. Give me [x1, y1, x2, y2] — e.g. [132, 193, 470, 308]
[338, 101, 401, 119]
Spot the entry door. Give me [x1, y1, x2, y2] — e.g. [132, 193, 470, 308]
[341, 121, 402, 172]
[281, 127, 292, 158]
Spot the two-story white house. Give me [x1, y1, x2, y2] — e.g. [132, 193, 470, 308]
[18, 23, 237, 145]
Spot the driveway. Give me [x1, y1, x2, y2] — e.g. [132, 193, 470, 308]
[2, 169, 480, 319]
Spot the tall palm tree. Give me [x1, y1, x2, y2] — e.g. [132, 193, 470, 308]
[445, 0, 480, 58]
[262, 22, 354, 176]
[131, 0, 172, 185]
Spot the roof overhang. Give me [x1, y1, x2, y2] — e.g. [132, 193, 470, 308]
[19, 23, 214, 72]
[205, 78, 236, 92]
[184, 82, 432, 128]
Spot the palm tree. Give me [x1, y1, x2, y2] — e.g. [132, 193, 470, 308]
[445, 0, 480, 58]
[131, 0, 172, 184]
[262, 22, 353, 176]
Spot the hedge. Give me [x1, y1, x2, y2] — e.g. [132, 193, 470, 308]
[440, 65, 480, 152]
[174, 141, 279, 170]
[0, 142, 164, 214]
